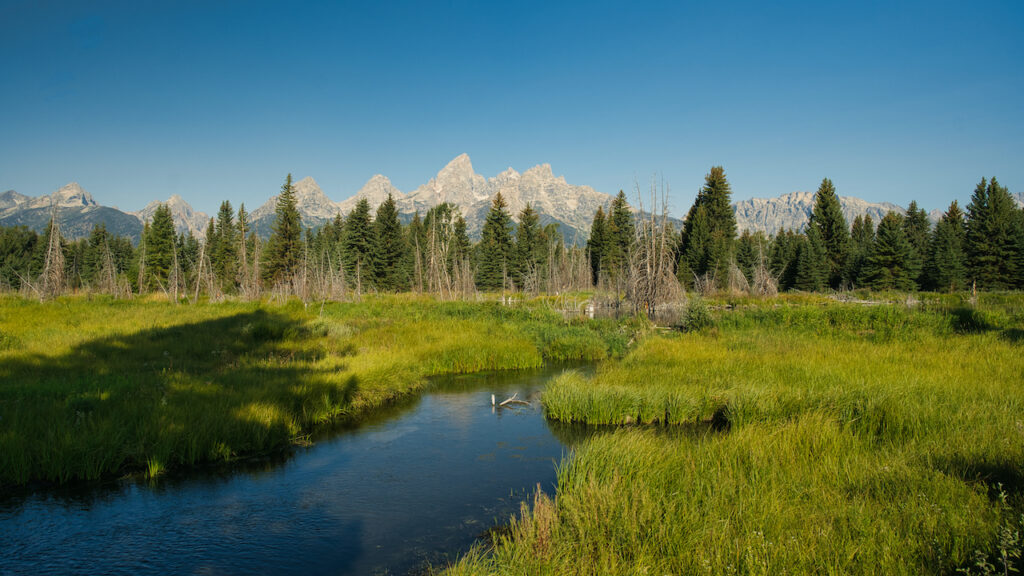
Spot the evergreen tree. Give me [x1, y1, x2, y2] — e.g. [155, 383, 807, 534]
[0, 226, 38, 290]
[404, 212, 426, 290]
[452, 213, 471, 264]
[81, 223, 109, 285]
[769, 229, 801, 291]
[144, 204, 176, 290]
[735, 230, 757, 283]
[924, 201, 967, 292]
[263, 174, 303, 286]
[793, 227, 827, 292]
[1015, 207, 1024, 290]
[680, 166, 737, 285]
[213, 200, 238, 291]
[846, 214, 875, 288]
[179, 231, 200, 277]
[965, 177, 1018, 289]
[514, 204, 544, 288]
[595, 191, 634, 283]
[203, 217, 217, 267]
[343, 197, 376, 287]
[808, 178, 850, 288]
[374, 194, 408, 291]
[610, 191, 635, 242]
[902, 200, 930, 288]
[587, 206, 607, 285]
[475, 192, 514, 290]
[860, 212, 918, 291]
[678, 205, 711, 286]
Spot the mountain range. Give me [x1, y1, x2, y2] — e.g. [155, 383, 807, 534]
[3, 155, 1022, 243]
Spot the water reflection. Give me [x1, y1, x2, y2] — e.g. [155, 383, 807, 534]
[0, 364, 595, 576]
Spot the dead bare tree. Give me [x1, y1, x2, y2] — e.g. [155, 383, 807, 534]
[39, 210, 65, 301]
[751, 243, 779, 297]
[626, 179, 684, 318]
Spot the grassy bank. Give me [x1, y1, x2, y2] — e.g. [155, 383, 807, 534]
[0, 294, 631, 485]
[448, 298, 1024, 575]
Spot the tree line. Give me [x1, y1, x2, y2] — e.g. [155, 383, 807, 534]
[0, 174, 590, 300]
[2, 170, 1021, 302]
[641, 169, 1023, 294]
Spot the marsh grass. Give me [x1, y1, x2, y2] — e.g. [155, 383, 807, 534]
[0, 294, 626, 485]
[449, 298, 1024, 575]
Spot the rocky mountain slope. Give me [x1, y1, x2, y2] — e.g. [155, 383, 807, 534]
[0, 183, 144, 241]
[132, 195, 210, 238]
[733, 191, 906, 234]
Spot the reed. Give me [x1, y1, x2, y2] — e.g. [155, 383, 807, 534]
[450, 299, 1024, 575]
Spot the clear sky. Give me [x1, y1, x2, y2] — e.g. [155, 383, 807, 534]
[2, 0, 1021, 217]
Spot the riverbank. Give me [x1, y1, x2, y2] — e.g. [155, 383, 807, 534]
[448, 296, 1024, 575]
[0, 294, 634, 485]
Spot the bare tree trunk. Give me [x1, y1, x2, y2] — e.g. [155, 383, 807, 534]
[40, 211, 65, 301]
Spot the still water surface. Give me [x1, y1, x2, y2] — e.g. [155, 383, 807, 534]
[0, 365, 590, 575]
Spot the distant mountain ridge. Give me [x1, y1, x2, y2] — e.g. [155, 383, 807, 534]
[733, 191, 907, 235]
[244, 154, 612, 242]
[3, 159, 1019, 242]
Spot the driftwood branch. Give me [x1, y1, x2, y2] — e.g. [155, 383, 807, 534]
[498, 393, 530, 407]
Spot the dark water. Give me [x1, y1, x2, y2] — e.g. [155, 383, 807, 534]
[0, 365, 592, 576]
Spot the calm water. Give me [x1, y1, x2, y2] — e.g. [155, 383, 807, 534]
[0, 365, 592, 576]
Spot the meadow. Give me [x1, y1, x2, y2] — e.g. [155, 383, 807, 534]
[0, 294, 630, 485]
[448, 295, 1024, 575]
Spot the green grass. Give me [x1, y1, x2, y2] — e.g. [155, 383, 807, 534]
[448, 299, 1024, 575]
[0, 294, 630, 485]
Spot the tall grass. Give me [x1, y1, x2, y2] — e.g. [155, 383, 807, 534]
[449, 300, 1024, 575]
[0, 294, 628, 485]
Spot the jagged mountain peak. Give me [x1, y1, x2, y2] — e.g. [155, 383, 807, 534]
[51, 182, 97, 208]
[438, 153, 475, 180]
[132, 195, 210, 238]
[293, 176, 321, 192]
[522, 163, 556, 180]
[494, 167, 521, 181]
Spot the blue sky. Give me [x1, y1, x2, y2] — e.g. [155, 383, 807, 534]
[1, 0, 1021, 217]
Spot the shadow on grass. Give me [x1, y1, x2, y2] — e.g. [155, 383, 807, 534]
[0, 309, 362, 485]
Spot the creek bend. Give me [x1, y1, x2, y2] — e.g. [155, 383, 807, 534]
[0, 364, 592, 576]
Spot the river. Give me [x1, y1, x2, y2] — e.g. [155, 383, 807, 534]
[0, 365, 590, 576]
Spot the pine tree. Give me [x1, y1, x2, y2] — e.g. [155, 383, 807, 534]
[81, 223, 109, 285]
[609, 191, 634, 264]
[475, 192, 514, 290]
[965, 177, 1018, 289]
[452, 212, 471, 264]
[846, 214, 874, 288]
[793, 227, 827, 292]
[144, 204, 176, 291]
[924, 201, 967, 292]
[213, 200, 237, 292]
[808, 178, 850, 289]
[902, 200, 930, 288]
[678, 205, 711, 286]
[860, 212, 918, 291]
[680, 166, 737, 286]
[514, 204, 544, 290]
[374, 194, 408, 291]
[735, 230, 757, 283]
[263, 174, 303, 286]
[343, 197, 376, 289]
[587, 206, 607, 285]
[598, 191, 634, 284]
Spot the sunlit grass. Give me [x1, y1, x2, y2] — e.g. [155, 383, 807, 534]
[449, 299, 1024, 575]
[0, 294, 627, 485]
